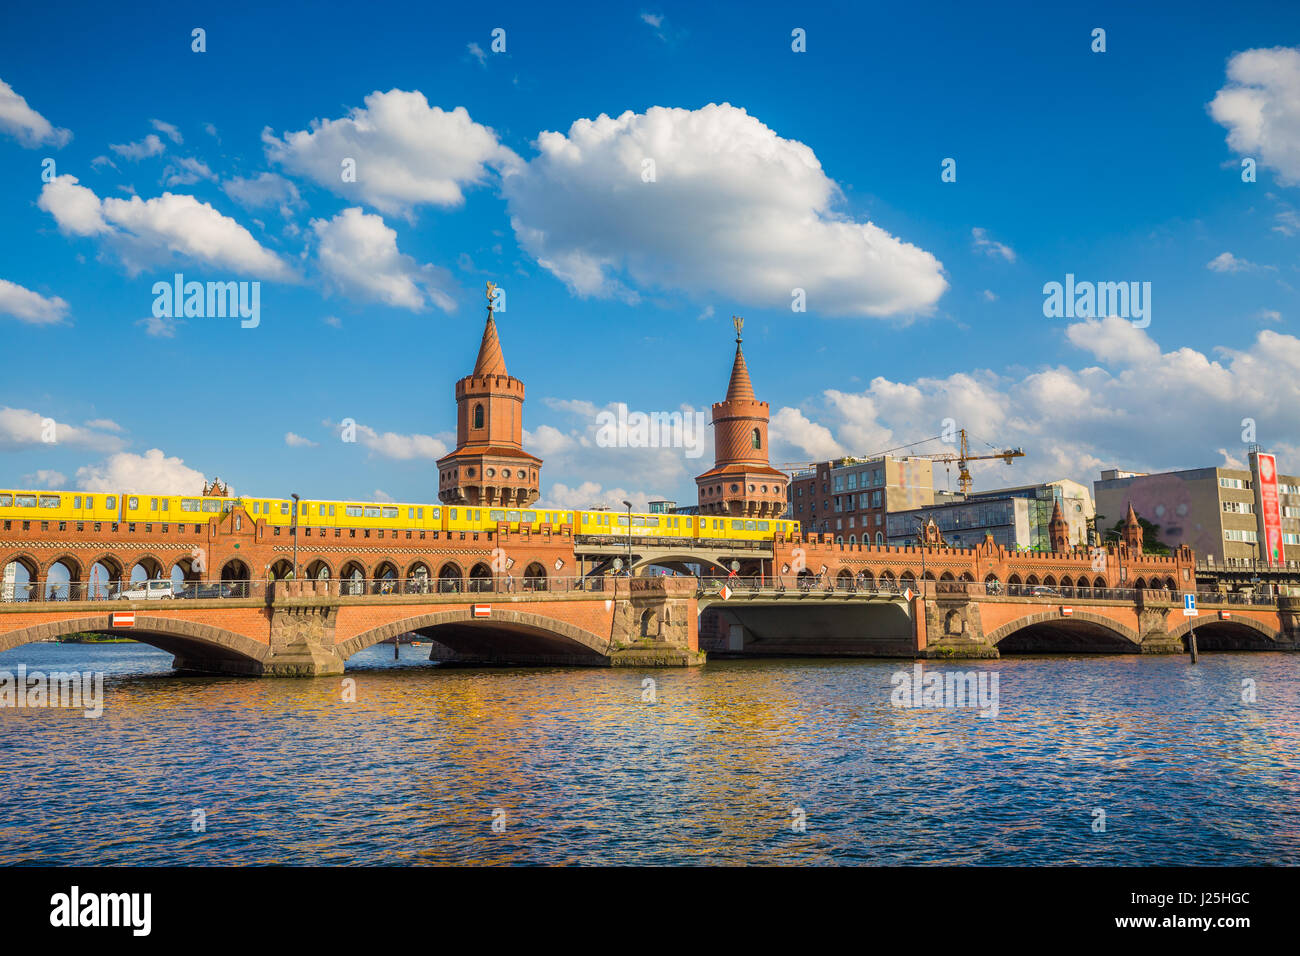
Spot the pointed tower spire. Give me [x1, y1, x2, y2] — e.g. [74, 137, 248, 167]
[725, 316, 755, 401]
[695, 315, 788, 519]
[473, 282, 508, 377]
[1122, 500, 1144, 552]
[1048, 499, 1069, 552]
[436, 281, 541, 507]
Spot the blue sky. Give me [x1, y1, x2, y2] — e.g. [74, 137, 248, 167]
[2, 0, 1299, 508]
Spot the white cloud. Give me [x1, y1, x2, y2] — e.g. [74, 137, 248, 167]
[1209, 46, 1300, 185]
[502, 103, 947, 318]
[772, 316, 1300, 489]
[22, 470, 66, 488]
[542, 481, 653, 512]
[110, 133, 165, 160]
[0, 407, 126, 452]
[75, 449, 206, 494]
[467, 42, 486, 66]
[0, 77, 71, 148]
[311, 207, 454, 310]
[1207, 251, 1260, 272]
[1257, 309, 1283, 322]
[83, 419, 122, 432]
[982, 289, 997, 302]
[162, 156, 216, 187]
[285, 432, 318, 447]
[325, 418, 449, 460]
[150, 119, 183, 144]
[264, 88, 519, 218]
[136, 315, 179, 338]
[222, 172, 301, 213]
[38, 175, 295, 280]
[0, 279, 69, 325]
[769, 407, 844, 462]
[373, 489, 395, 502]
[971, 227, 1016, 262]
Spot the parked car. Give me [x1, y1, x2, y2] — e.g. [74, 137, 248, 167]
[117, 579, 176, 600]
[1026, 585, 1059, 597]
[175, 582, 235, 600]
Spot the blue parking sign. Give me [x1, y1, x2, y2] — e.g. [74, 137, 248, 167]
[1183, 593, 1198, 617]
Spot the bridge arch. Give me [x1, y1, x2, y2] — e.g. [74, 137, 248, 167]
[631, 552, 730, 576]
[985, 609, 1142, 653]
[0, 615, 270, 673]
[1166, 616, 1282, 650]
[334, 608, 610, 663]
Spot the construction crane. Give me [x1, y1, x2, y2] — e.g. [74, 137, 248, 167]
[775, 429, 1025, 495]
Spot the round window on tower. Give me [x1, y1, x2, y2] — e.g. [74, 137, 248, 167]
[467, 467, 476, 477]
[748, 484, 755, 492]
[730, 483, 739, 493]
[502, 468, 511, 478]
[486, 468, 495, 477]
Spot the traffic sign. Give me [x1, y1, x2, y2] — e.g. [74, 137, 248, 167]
[1183, 593, 1198, 617]
[109, 612, 135, 628]
[472, 604, 491, 618]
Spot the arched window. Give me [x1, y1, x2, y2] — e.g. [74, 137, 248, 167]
[473, 403, 484, 429]
[752, 428, 761, 450]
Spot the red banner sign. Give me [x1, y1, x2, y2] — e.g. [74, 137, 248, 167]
[1256, 453, 1285, 566]
[472, 605, 491, 618]
[110, 612, 135, 628]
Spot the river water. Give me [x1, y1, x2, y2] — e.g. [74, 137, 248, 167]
[0, 642, 1296, 865]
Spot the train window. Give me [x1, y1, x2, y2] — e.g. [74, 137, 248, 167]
[150, 498, 158, 511]
[40, 495, 60, 508]
[432, 508, 440, 519]
[15, 495, 36, 508]
[382, 507, 398, 519]
[757, 521, 769, 530]
[344, 506, 361, 518]
[280, 503, 290, 515]
[329, 505, 336, 516]
[162, 499, 169, 511]
[490, 510, 506, 521]
[731, 520, 743, 529]
[73, 496, 82, 509]
[474, 510, 481, 520]
[363, 506, 379, 518]
[202, 500, 221, 513]
[107, 496, 116, 509]
[252, 502, 259, 513]
[128, 497, 139, 510]
[508, 511, 520, 522]
[525, 511, 536, 522]
[417, 508, 423, 519]
[86, 497, 93, 509]
[0, 494, 11, 507]
[450, 508, 458, 520]
[181, 499, 199, 512]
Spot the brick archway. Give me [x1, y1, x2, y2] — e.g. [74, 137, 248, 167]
[1166, 616, 1281, 647]
[984, 609, 1141, 648]
[0, 615, 270, 670]
[334, 608, 610, 661]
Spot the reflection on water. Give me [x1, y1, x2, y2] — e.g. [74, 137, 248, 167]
[0, 642, 1297, 865]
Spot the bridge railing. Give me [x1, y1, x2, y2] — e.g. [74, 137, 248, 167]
[285, 575, 628, 597]
[0, 579, 265, 603]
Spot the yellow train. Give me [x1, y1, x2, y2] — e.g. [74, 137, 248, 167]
[0, 487, 799, 543]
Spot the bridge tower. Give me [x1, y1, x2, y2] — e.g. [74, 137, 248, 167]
[1122, 501, 1144, 553]
[437, 283, 542, 507]
[694, 316, 788, 518]
[1049, 500, 1070, 552]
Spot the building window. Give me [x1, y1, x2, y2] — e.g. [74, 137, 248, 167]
[752, 428, 761, 450]
[473, 404, 484, 429]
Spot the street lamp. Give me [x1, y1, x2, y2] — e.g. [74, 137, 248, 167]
[291, 493, 300, 580]
[622, 500, 633, 577]
[914, 515, 930, 595]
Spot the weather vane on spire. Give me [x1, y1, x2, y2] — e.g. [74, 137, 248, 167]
[485, 281, 497, 315]
[733, 314, 744, 343]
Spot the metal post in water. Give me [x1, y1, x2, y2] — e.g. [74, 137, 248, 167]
[1189, 626, 1198, 663]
